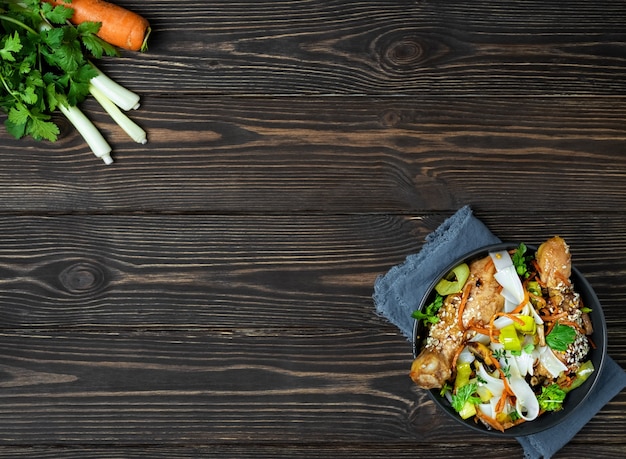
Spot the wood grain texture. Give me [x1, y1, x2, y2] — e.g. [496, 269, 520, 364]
[0, 96, 625, 213]
[0, 330, 622, 449]
[101, 1, 626, 96]
[0, 214, 623, 336]
[0, 0, 624, 457]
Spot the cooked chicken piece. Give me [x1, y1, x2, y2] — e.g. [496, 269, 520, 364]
[535, 236, 591, 374]
[536, 235, 572, 290]
[410, 255, 504, 389]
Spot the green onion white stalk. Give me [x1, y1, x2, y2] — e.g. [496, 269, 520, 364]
[89, 64, 141, 111]
[58, 103, 113, 165]
[89, 85, 147, 144]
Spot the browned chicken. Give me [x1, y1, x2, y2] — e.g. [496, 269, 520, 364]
[535, 236, 592, 374]
[410, 255, 504, 389]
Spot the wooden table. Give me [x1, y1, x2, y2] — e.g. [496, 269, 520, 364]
[0, 1, 624, 457]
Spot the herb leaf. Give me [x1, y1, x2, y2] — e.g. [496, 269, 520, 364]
[546, 322, 577, 351]
[512, 243, 533, 278]
[412, 294, 444, 324]
[451, 383, 481, 412]
[0, 1, 115, 142]
[537, 383, 566, 411]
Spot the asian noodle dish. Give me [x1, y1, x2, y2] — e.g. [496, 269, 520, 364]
[410, 236, 595, 432]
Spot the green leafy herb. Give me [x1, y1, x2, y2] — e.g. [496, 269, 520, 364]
[546, 322, 577, 351]
[451, 383, 481, 412]
[439, 383, 452, 398]
[537, 383, 566, 411]
[492, 348, 506, 361]
[512, 243, 533, 279]
[412, 294, 443, 324]
[0, 0, 117, 141]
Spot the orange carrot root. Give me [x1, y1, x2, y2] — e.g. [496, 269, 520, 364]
[46, 0, 150, 51]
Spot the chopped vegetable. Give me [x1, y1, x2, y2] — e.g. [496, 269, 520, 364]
[0, 0, 148, 163]
[566, 360, 594, 392]
[45, 0, 151, 51]
[435, 263, 470, 296]
[451, 382, 481, 417]
[513, 315, 536, 334]
[499, 324, 522, 352]
[546, 322, 577, 352]
[512, 243, 532, 279]
[454, 361, 472, 390]
[537, 383, 566, 411]
[412, 293, 443, 324]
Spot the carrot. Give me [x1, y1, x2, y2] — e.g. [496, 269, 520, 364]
[46, 0, 151, 51]
[457, 282, 472, 330]
[475, 409, 505, 433]
[510, 288, 529, 314]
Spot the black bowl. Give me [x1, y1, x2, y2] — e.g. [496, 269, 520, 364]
[412, 242, 607, 437]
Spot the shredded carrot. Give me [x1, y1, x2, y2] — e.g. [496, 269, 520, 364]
[497, 368, 514, 395]
[541, 311, 567, 322]
[457, 282, 472, 330]
[493, 311, 526, 326]
[46, 0, 151, 51]
[488, 311, 526, 343]
[484, 256, 495, 271]
[475, 409, 505, 433]
[495, 391, 508, 413]
[468, 324, 496, 337]
[510, 288, 530, 314]
[451, 344, 465, 372]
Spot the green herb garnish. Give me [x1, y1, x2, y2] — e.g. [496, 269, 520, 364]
[546, 322, 577, 351]
[451, 382, 481, 412]
[537, 383, 566, 411]
[512, 242, 533, 279]
[412, 293, 443, 324]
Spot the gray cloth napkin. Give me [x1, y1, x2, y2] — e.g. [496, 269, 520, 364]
[372, 205, 626, 459]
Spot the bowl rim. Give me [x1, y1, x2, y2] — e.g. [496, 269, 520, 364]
[412, 241, 608, 437]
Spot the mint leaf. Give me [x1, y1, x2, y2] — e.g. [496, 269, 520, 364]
[546, 322, 577, 351]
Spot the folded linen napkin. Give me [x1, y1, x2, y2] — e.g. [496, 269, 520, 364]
[373, 205, 626, 459]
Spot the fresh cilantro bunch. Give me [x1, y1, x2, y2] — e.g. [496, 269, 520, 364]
[0, 0, 117, 141]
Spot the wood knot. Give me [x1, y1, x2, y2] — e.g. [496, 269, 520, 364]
[383, 37, 424, 69]
[58, 261, 107, 295]
[379, 109, 401, 127]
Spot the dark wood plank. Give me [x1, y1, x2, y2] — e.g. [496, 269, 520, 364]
[0, 444, 625, 459]
[0, 329, 622, 450]
[103, 1, 626, 96]
[0, 213, 625, 339]
[0, 96, 625, 213]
